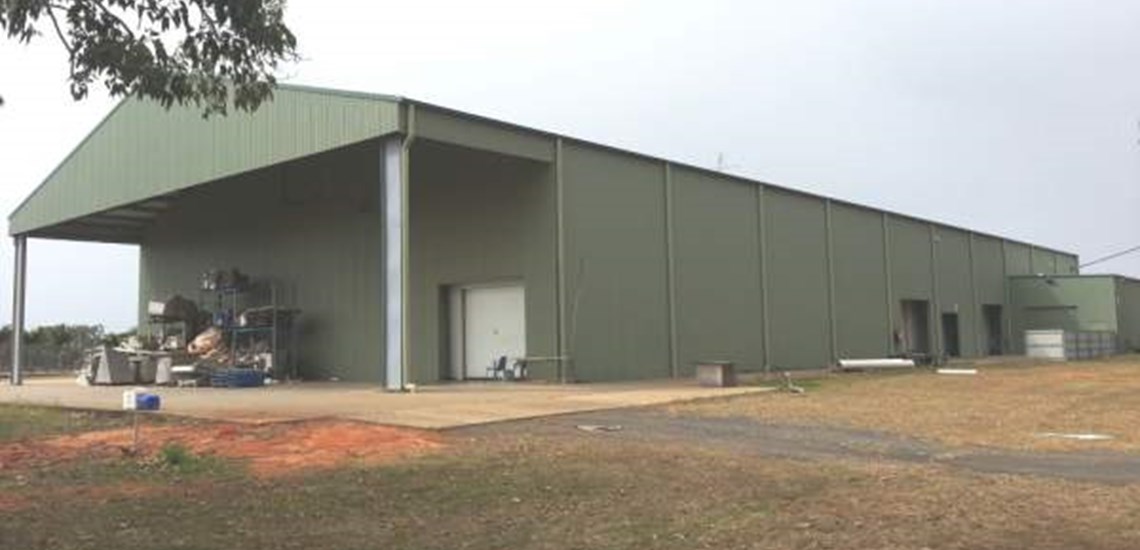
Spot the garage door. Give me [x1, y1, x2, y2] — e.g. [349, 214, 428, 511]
[464, 285, 526, 379]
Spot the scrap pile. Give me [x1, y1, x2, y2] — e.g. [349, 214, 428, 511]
[187, 327, 228, 362]
[80, 268, 300, 389]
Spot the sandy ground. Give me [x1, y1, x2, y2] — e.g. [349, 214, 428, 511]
[0, 377, 769, 428]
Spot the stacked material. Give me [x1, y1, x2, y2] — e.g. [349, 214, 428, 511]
[238, 306, 299, 327]
[1026, 330, 1116, 361]
[187, 327, 228, 361]
[210, 368, 266, 388]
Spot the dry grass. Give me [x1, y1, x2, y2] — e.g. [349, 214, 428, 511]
[6, 403, 1140, 548]
[7, 432, 1140, 549]
[680, 355, 1140, 452]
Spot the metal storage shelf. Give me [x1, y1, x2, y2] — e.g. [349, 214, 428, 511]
[198, 279, 299, 380]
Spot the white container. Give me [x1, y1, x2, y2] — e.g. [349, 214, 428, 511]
[1026, 329, 1117, 360]
[122, 387, 144, 410]
[1026, 330, 1067, 360]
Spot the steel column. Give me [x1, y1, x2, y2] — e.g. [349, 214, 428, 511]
[554, 138, 568, 383]
[1001, 239, 1011, 353]
[10, 235, 26, 386]
[824, 200, 838, 363]
[756, 185, 772, 373]
[968, 233, 981, 356]
[882, 213, 894, 353]
[663, 163, 679, 378]
[929, 224, 942, 359]
[383, 136, 407, 390]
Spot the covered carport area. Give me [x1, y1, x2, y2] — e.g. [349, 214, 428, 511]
[7, 85, 565, 390]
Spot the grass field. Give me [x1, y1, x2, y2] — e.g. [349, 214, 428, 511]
[681, 356, 1140, 452]
[3, 393, 1140, 549]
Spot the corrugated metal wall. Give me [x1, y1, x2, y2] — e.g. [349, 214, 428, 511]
[831, 204, 890, 358]
[559, 141, 1080, 376]
[765, 190, 830, 369]
[1004, 242, 1033, 275]
[1009, 276, 1119, 343]
[972, 236, 1006, 305]
[671, 167, 764, 374]
[934, 226, 976, 355]
[1116, 277, 1140, 352]
[562, 143, 671, 381]
[408, 140, 557, 383]
[139, 140, 385, 382]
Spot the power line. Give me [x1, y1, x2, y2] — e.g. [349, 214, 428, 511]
[1080, 244, 1140, 269]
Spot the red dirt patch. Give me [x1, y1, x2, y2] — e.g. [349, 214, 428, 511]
[0, 420, 444, 477]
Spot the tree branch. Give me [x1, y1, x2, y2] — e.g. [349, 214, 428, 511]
[44, 5, 74, 56]
[87, 0, 138, 42]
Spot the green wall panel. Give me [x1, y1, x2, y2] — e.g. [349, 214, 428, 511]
[1004, 242, 1032, 276]
[1009, 276, 1119, 352]
[139, 141, 384, 382]
[1031, 248, 1058, 274]
[831, 204, 889, 359]
[671, 168, 764, 374]
[408, 140, 557, 383]
[889, 217, 933, 301]
[1057, 254, 1079, 275]
[933, 227, 976, 356]
[563, 143, 670, 381]
[13, 87, 401, 234]
[1116, 278, 1140, 352]
[972, 235, 1006, 305]
[765, 190, 829, 369]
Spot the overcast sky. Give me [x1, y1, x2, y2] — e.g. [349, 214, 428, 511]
[1, 0, 1138, 331]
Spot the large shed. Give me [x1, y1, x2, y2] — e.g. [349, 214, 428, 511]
[8, 85, 1079, 387]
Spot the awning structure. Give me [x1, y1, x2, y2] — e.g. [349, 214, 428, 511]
[26, 194, 181, 244]
[6, 85, 559, 387]
[10, 86, 405, 239]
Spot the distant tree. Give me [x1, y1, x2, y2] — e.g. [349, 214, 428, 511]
[0, 0, 298, 115]
[0, 323, 111, 371]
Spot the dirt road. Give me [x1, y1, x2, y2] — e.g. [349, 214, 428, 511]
[457, 408, 1140, 484]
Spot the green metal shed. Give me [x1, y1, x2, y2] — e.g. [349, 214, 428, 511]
[7, 85, 1080, 387]
[1009, 274, 1140, 353]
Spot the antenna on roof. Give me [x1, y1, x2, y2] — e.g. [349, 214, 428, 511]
[715, 153, 739, 173]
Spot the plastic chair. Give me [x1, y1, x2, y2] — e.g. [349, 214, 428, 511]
[485, 355, 508, 380]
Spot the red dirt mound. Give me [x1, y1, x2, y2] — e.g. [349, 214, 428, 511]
[0, 420, 444, 477]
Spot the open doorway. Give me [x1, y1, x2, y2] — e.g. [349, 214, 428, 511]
[941, 313, 961, 358]
[983, 305, 1003, 355]
[899, 300, 931, 354]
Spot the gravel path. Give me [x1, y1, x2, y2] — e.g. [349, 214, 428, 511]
[454, 408, 1140, 484]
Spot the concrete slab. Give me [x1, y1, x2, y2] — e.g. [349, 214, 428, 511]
[0, 377, 770, 429]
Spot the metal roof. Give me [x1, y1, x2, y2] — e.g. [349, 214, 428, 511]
[8, 83, 1078, 259]
[9, 85, 402, 237]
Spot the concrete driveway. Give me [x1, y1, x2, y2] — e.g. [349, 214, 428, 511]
[0, 377, 768, 428]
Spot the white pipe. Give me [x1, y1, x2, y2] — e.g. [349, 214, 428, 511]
[937, 368, 977, 375]
[838, 358, 915, 369]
